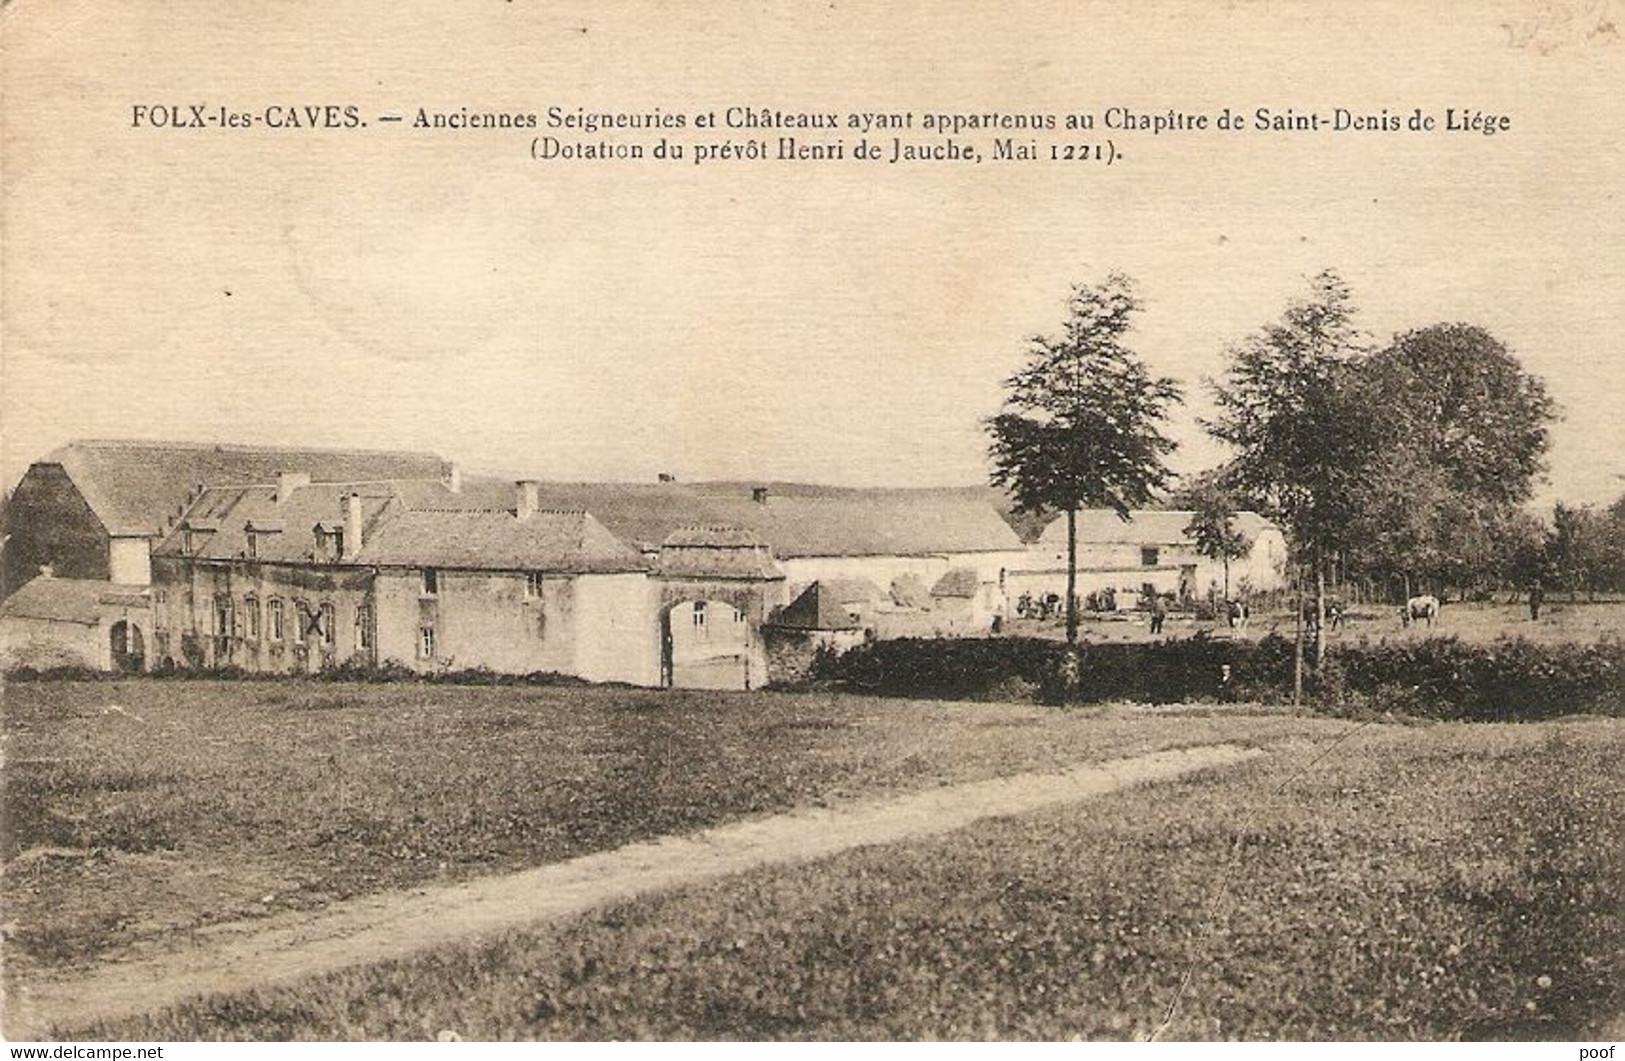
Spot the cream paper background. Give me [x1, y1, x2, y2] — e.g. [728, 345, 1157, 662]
[2, 0, 1620, 505]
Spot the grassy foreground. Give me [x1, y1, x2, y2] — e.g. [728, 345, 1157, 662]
[3, 680, 1333, 981]
[73, 718, 1623, 1041]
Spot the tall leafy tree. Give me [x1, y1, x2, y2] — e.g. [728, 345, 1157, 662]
[1366, 324, 1555, 507]
[1204, 270, 1379, 667]
[987, 274, 1183, 644]
[1548, 502, 1611, 601]
[1181, 481, 1251, 602]
[1496, 508, 1553, 598]
[1344, 323, 1557, 597]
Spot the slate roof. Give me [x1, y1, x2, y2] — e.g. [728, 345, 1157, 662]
[156, 480, 647, 574]
[354, 510, 647, 573]
[153, 484, 395, 563]
[889, 572, 932, 608]
[0, 577, 148, 625]
[656, 527, 784, 581]
[492, 481, 1023, 558]
[771, 579, 883, 631]
[39, 439, 449, 536]
[930, 567, 982, 599]
[1034, 510, 1280, 550]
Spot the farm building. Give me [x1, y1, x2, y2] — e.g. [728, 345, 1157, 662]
[1, 439, 449, 597]
[491, 481, 1032, 599]
[0, 574, 152, 672]
[1007, 509, 1288, 609]
[149, 477, 665, 684]
[5, 438, 1285, 687]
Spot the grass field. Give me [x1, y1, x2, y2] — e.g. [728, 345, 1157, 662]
[1, 680, 1334, 984]
[71, 718, 1624, 1041]
[1011, 598, 1625, 647]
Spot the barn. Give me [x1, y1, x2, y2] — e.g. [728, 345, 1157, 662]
[1007, 509, 1289, 609]
[1, 439, 449, 597]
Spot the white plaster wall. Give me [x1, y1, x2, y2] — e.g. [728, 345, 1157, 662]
[781, 552, 1026, 600]
[374, 568, 578, 675]
[0, 617, 106, 670]
[109, 537, 152, 586]
[572, 573, 660, 685]
[1241, 530, 1290, 592]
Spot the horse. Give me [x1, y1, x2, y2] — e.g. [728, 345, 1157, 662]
[1402, 594, 1441, 628]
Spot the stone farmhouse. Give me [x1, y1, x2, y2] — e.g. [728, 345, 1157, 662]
[1, 439, 451, 596]
[1006, 509, 1288, 609]
[0, 440, 1288, 686]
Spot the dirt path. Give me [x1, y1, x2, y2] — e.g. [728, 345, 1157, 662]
[7, 743, 1262, 1037]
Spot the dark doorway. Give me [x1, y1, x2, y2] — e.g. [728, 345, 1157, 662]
[110, 621, 145, 673]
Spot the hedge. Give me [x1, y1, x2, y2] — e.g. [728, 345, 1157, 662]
[812, 634, 1624, 720]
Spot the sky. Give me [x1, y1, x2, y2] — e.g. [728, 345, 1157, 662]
[3, 0, 1621, 508]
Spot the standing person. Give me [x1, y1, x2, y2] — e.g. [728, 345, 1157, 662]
[1149, 593, 1168, 635]
[1529, 579, 1544, 621]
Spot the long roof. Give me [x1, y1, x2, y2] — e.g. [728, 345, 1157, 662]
[1034, 509, 1280, 550]
[155, 480, 646, 574]
[153, 483, 396, 564]
[357, 510, 645, 573]
[38, 439, 449, 536]
[494, 480, 1023, 558]
[25, 437, 1026, 562]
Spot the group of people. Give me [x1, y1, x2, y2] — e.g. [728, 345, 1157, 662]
[1010, 590, 1462, 638]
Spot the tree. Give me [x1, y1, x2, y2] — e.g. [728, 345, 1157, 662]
[1365, 324, 1555, 507]
[1343, 323, 1557, 598]
[1204, 270, 1379, 675]
[1181, 481, 1251, 602]
[1606, 493, 1625, 593]
[987, 274, 1183, 644]
[1548, 502, 1611, 601]
[1496, 508, 1552, 598]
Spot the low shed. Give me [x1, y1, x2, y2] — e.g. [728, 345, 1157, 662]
[0, 575, 152, 672]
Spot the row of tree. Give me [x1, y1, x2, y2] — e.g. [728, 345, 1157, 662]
[986, 269, 1618, 667]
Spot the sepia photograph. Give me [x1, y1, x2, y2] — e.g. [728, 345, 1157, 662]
[1, 0, 1621, 1046]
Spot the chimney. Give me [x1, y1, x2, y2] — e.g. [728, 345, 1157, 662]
[446, 463, 462, 494]
[344, 493, 364, 559]
[657, 472, 676, 483]
[752, 486, 770, 504]
[276, 471, 311, 505]
[516, 480, 541, 521]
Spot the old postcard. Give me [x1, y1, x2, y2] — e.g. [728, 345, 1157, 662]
[1, 0, 1621, 1045]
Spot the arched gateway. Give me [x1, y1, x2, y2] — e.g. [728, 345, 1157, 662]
[109, 620, 146, 673]
[655, 527, 786, 691]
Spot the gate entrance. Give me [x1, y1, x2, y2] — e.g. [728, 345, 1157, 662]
[662, 599, 750, 690]
[110, 621, 145, 673]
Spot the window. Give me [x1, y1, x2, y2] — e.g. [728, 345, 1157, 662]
[319, 602, 336, 647]
[244, 596, 260, 641]
[692, 601, 707, 627]
[246, 532, 258, 560]
[268, 599, 285, 642]
[331, 528, 344, 559]
[421, 568, 439, 596]
[1141, 547, 1160, 567]
[153, 590, 168, 631]
[419, 625, 436, 659]
[355, 606, 372, 651]
[213, 595, 234, 637]
[525, 571, 543, 599]
[292, 602, 307, 645]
